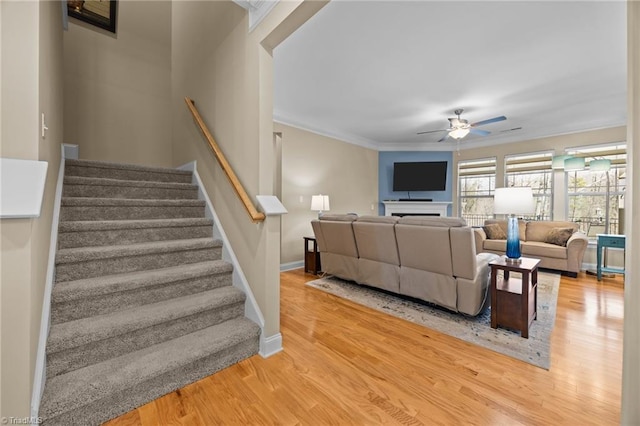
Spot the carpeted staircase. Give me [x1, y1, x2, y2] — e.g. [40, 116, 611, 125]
[39, 159, 261, 425]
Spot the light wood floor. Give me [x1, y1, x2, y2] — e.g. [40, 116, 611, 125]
[105, 269, 624, 425]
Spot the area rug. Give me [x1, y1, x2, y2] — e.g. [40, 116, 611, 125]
[306, 271, 560, 369]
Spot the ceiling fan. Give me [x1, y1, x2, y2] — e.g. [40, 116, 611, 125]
[417, 109, 507, 142]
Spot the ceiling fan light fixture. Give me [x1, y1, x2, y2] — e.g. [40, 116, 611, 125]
[449, 127, 470, 139]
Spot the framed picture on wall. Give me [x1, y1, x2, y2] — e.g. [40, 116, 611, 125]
[67, 0, 117, 33]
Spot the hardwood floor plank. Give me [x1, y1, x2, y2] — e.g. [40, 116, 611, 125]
[102, 409, 140, 426]
[105, 269, 622, 425]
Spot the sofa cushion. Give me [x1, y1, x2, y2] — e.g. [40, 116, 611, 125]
[318, 221, 358, 257]
[521, 241, 568, 259]
[482, 223, 506, 240]
[544, 227, 575, 247]
[484, 239, 507, 252]
[450, 227, 478, 280]
[396, 225, 453, 276]
[353, 220, 400, 264]
[525, 220, 578, 242]
[484, 219, 526, 241]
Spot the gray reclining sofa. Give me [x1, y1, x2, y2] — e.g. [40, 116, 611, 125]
[311, 214, 499, 316]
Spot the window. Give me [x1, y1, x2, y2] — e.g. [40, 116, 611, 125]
[504, 151, 553, 220]
[458, 158, 496, 226]
[566, 144, 626, 236]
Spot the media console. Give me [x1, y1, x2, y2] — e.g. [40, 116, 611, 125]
[382, 201, 451, 217]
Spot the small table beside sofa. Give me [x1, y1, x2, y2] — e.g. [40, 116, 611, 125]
[596, 233, 626, 281]
[489, 256, 540, 338]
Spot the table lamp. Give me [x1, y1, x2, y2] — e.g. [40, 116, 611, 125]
[493, 187, 534, 262]
[311, 194, 330, 218]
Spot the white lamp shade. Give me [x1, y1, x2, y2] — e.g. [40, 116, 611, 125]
[589, 159, 611, 171]
[449, 127, 470, 139]
[564, 156, 585, 171]
[494, 187, 535, 215]
[311, 195, 330, 211]
[552, 154, 572, 169]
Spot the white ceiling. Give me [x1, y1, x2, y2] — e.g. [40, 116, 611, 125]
[273, 1, 627, 151]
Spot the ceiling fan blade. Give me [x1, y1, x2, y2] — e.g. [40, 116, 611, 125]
[469, 128, 490, 136]
[437, 132, 450, 143]
[500, 127, 523, 133]
[417, 129, 448, 135]
[471, 116, 506, 127]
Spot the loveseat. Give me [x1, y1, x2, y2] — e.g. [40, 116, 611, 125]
[311, 214, 499, 316]
[473, 219, 588, 277]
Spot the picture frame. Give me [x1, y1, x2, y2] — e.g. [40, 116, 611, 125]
[67, 0, 117, 33]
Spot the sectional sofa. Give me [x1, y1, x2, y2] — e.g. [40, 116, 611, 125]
[474, 219, 588, 277]
[311, 214, 499, 316]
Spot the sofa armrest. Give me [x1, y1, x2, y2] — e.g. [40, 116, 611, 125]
[566, 231, 589, 273]
[473, 227, 487, 255]
[456, 252, 500, 316]
[475, 252, 498, 278]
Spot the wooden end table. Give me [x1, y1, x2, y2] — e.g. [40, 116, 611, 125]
[303, 236, 322, 275]
[489, 256, 541, 338]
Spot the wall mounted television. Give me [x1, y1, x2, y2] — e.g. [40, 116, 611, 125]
[393, 161, 448, 192]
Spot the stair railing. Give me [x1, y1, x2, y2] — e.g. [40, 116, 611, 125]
[184, 97, 266, 223]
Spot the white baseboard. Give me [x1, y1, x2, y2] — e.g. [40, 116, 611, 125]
[280, 260, 303, 271]
[31, 144, 68, 419]
[178, 161, 266, 330]
[260, 333, 283, 358]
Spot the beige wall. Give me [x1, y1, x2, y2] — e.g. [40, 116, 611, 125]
[0, 0, 63, 418]
[170, 0, 324, 340]
[276, 123, 379, 265]
[622, 1, 639, 423]
[63, 1, 172, 167]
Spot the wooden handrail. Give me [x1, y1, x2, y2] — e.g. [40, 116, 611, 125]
[184, 97, 266, 223]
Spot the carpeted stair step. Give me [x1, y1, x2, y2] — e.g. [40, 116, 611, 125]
[57, 218, 213, 249]
[51, 260, 233, 324]
[40, 317, 260, 426]
[59, 197, 206, 221]
[55, 238, 222, 282]
[40, 157, 262, 424]
[62, 176, 199, 200]
[46, 286, 247, 378]
[65, 159, 193, 184]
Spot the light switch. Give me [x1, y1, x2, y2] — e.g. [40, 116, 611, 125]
[41, 113, 49, 138]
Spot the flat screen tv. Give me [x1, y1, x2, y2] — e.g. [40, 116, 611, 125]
[393, 161, 448, 192]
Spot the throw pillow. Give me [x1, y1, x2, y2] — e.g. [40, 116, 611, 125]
[483, 223, 507, 240]
[544, 227, 575, 247]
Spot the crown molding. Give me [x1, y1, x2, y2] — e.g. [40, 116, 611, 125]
[233, 0, 279, 31]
